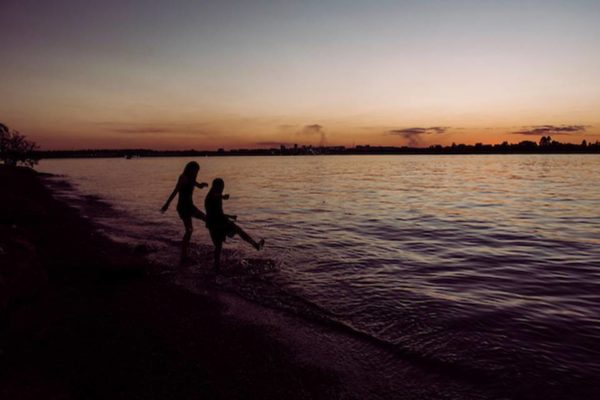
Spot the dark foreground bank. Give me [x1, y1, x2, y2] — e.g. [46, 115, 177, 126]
[1, 166, 348, 399]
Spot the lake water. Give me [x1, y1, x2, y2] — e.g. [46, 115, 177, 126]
[38, 155, 600, 398]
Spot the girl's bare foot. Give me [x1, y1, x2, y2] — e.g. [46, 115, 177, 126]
[255, 239, 265, 250]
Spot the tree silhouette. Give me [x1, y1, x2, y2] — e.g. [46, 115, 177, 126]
[539, 136, 552, 147]
[0, 123, 38, 167]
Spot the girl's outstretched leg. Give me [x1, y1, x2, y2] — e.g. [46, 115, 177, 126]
[192, 207, 206, 222]
[234, 224, 265, 250]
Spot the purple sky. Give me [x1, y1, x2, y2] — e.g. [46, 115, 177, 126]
[1, 0, 599, 149]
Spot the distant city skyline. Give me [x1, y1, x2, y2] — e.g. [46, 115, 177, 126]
[1, 0, 599, 150]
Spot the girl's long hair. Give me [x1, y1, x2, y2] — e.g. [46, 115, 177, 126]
[209, 178, 224, 194]
[182, 161, 200, 178]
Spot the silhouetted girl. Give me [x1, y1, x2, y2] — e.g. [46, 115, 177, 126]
[205, 178, 264, 270]
[161, 161, 208, 262]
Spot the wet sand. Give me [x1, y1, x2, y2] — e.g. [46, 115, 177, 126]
[0, 165, 493, 400]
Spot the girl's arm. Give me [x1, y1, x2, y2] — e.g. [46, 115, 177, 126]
[219, 194, 235, 219]
[195, 181, 209, 189]
[161, 177, 181, 213]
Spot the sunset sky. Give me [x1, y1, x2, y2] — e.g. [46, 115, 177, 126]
[1, 0, 599, 150]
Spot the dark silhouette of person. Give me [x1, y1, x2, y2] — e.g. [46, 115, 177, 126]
[161, 161, 208, 262]
[205, 178, 264, 270]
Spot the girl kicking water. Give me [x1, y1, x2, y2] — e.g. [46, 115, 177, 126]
[160, 161, 208, 262]
[205, 178, 264, 270]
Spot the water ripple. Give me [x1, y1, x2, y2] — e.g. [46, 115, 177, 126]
[38, 154, 600, 398]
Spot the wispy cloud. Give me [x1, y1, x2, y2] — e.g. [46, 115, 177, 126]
[512, 125, 587, 136]
[278, 124, 297, 130]
[298, 124, 323, 135]
[103, 122, 212, 136]
[387, 126, 449, 146]
[112, 127, 169, 134]
[297, 124, 326, 146]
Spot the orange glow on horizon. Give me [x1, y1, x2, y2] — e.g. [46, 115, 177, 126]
[2, 1, 599, 150]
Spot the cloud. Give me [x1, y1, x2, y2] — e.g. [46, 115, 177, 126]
[512, 125, 587, 136]
[113, 127, 169, 134]
[278, 124, 297, 130]
[299, 124, 323, 135]
[297, 124, 326, 146]
[387, 126, 449, 146]
[106, 122, 212, 136]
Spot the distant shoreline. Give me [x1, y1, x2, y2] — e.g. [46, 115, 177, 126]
[33, 141, 600, 160]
